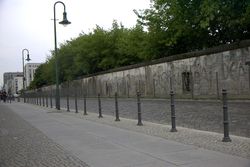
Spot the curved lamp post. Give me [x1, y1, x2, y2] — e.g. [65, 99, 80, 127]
[22, 48, 31, 103]
[53, 1, 71, 110]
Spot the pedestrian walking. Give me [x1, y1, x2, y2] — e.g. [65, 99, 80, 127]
[2, 90, 7, 103]
[0, 91, 3, 102]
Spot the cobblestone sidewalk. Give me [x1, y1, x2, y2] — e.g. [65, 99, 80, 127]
[0, 104, 89, 167]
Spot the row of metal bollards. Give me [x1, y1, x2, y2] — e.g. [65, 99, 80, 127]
[73, 89, 231, 142]
[23, 89, 231, 142]
[30, 93, 54, 109]
[66, 92, 88, 115]
[166, 89, 231, 142]
[93, 90, 175, 130]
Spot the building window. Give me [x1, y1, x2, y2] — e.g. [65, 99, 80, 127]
[15, 80, 18, 92]
[29, 69, 32, 80]
[182, 72, 191, 92]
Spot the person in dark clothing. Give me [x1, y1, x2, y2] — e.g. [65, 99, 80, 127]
[0, 91, 2, 101]
[2, 91, 7, 102]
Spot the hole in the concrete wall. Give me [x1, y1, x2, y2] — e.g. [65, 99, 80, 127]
[182, 72, 191, 92]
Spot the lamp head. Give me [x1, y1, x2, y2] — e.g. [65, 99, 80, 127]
[59, 12, 71, 26]
[26, 54, 31, 61]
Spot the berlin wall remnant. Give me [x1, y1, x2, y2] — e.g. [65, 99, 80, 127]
[41, 40, 250, 99]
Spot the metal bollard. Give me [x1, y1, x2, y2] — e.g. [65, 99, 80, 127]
[46, 94, 48, 107]
[137, 91, 143, 126]
[42, 93, 45, 107]
[36, 94, 38, 105]
[222, 89, 231, 142]
[84, 94, 87, 115]
[39, 94, 41, 106]
[115, 92, 120, 121]
[66, 90, 70, 112]
[50, 91, 53, 108]
[24, 92, 26, 103]
[75, 89, 78, 113]
[98, 93, 103, 118]
[170, 90, 177, 132]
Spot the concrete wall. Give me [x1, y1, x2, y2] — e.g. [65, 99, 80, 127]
[43, 40, 250, 99]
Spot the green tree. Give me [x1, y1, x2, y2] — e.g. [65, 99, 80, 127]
[29, 60, 54, 89]
[136, 0, 250, 56]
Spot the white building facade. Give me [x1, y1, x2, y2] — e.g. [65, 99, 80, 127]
[5, 76, 24, 95]
[13, 76, 23, 94]
[3, 72, 23, 94]
[24, 63, 41, 88]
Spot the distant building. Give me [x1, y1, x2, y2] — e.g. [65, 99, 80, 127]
[3, 72, 23, 85]
[2, 63, 41, 94]
[13, 76, 23, 94]
[3, 72, 23, 93]
[24, 63, 41, 88]
[4, 76, 23, 95]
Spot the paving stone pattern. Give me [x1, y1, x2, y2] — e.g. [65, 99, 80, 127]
[10, 100, 250, 160]
[58, 97, 250, 138]
[61, 110, 250, 159]
[0, 104, 89, 167]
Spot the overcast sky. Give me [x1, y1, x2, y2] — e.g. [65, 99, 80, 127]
[0, 0, 150, 87]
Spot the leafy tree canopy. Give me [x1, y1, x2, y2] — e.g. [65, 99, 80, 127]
[30, 21, 148, 89]
[136, 0, 250, 56]
[30, 1, 250, 89]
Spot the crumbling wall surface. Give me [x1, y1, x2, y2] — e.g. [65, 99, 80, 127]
[75, 46, 250, 99]
[41, 42, 250, 99]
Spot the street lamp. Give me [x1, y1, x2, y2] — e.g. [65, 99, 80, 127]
[53, 1, 71, 110]
[22, 48, 31, 103]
